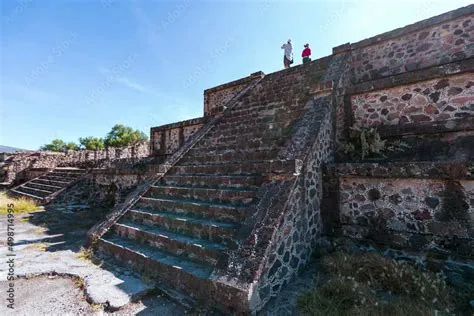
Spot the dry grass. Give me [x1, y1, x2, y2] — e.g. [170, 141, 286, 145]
[73, 277, 85, 289]
[25, 242, 48, 252]
[76, 247, 94, 262]
[323, 252, 450, 306]
[90, 303, 102, 311]
[0, 192, 39, 214]
[298, 251, 458, 316]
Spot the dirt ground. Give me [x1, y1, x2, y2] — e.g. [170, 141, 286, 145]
[1, 276, 98, 315]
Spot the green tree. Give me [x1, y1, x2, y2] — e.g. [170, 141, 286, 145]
[40, 139, 67, 152]
[104, 124, 148, 148]
[65, 142, 79, 151]
[40, 139, 79, 151]
[79, 136, 105, 150]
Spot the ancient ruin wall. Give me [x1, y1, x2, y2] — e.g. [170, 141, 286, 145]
[351, 72, 473, 128]
[334, 5, 473, 142]
[3, 141, 149, 184]
[204, 72, 263, 116]
[351, 13, 473, 83]
[331, 162, 474, 260]
[150, 118, 205, 158]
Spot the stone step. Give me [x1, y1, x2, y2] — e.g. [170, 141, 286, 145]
[181, 149, 279, 165]
[210, 124, 286, 139]
[136, 197, 248, 223]
[28, 181, 63, 189]
[9, 188, 44, 201]
[212, 119, 295, 135]
[146, 185, 257, 206]
[16, 185, 53, 198]
[33, 178, 70, 187]
[126, 209, 239, 247]
[218, 114, 284, 126]
[196, 132, 285, 150]
[26, 181, 62, 191]
[227, 103, 285, 116]
[169, 160, 295, 176]
[50, 171, 85, 177]
[220, 107, 304, 124]
[159, 174, 264, 190]
[97, 235, 214, 296]
[97, 236, 246, 312]
[39, 175, 73, 183]
[190, 143, 279, 156]
[40, 173, 76, 182]
[113, 221, 226, 266]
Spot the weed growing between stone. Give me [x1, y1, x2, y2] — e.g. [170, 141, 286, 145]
[297, 252, 470, 315]
[339, 126, 410, 161]
[76, 247, 94, 262]
[26, 243, 48, 252]
[0, 192, 39, 214]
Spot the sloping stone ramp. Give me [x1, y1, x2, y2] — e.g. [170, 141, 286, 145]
[9, 167, 87, 204]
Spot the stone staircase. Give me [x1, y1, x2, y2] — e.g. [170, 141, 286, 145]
[93, 61, 331, 312]
[9, 167, 87, 204]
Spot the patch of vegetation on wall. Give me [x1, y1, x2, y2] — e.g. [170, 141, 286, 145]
[339, 126, 410, 161]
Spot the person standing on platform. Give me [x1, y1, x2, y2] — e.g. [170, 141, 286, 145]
[302, 43, 311, 64]
[281, 39, 293, 69]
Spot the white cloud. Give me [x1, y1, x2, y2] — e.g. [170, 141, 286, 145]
[113, 76, 151, 93]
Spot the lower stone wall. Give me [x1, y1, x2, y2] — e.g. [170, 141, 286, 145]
[52, 167, 154, 213]
[2, 141, 150, 185]
[325, 162, 474, 260]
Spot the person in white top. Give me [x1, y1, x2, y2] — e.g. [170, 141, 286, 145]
[281, 39, 293, 69]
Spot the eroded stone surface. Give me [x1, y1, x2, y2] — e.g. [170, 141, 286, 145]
[0, 213, 154, 310]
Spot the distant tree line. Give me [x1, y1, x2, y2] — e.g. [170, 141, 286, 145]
[40, 124, 148, 152]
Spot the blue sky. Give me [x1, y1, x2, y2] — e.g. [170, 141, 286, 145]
[0, 0, 471, 150]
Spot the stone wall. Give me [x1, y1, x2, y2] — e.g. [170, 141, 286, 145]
[150, 117, 205, 158]
[333, 4, 473, 144]
[204, 72, 264, 116]
[2, 141, 150, 185]
[325, 162, 474, 260]
[351, 72, 473, 128]
[350, 11, 473, 83]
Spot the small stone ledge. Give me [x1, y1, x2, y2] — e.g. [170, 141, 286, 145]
[150, 117, 206, 132]
[377, 116, 474, 137]
[347, 58, 474, 95]
[309, 80, 333, 96]
[331, 161, 474, 180]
